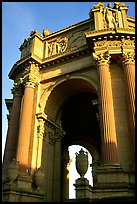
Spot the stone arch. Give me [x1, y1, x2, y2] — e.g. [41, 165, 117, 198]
[43, 76, 98, 123]
[40, 76, 101, 201]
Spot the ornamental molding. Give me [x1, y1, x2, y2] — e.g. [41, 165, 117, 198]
[85, 27, 135, 39]
[41, 47, 90, 69]
[90, 35, 135, 55]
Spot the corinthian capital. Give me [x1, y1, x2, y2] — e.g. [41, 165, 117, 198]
[23, 74, 39, 88]
[122, 51, 135, 65]
[55, 127, 66, 142]
[92, 51, 111, 66]
[11, 83, 23, 96]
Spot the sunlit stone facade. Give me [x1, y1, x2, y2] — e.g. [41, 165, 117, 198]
[2, 2, 135, 202]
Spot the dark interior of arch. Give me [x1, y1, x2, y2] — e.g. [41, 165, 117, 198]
[61, 92, 101, 153]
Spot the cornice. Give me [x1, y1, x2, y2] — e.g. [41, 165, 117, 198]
[85, 27, 135, 39]
[8, 55, 41, 80]
[43, 18, 91, 40]
[8, 46, 90, 80]
[41, 46, 90, 69]
[127, 16, 135, 21]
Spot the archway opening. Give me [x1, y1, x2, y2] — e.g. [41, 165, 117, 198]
[68, 144, 93, 199]
[60, 91, 101, 200]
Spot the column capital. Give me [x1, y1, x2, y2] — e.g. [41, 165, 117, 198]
[55, 127, 66, 142]
[21, 74, 39, 89]
[47, 131, 57, 145]
[92, 51, 111, 67]
[37, 119, 45, 139]
[122, 51, 135, 66]
[11, 83, 23, 96]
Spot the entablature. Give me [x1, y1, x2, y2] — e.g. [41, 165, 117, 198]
[85, 28, 135, 54]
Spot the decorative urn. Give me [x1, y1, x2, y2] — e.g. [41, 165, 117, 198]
[76, 148, 88, 178]
[33, 167, 44, 190]
[8, 159, 19, 183]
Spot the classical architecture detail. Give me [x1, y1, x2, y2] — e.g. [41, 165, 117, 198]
[11, 83, 23, 96]
[33, 167, 45, 191]
[93, 51, 119, 164]
[89, 2, 129, 30]
[3, 2, 135, 202]
[122, 51, 135, 65]
[7, 159, 19, 183]
[47, 131, 56, 145]
[92, 51, 110, 66]
[47, 37, 68, 56]
[19, 37, 33, 59]
[55, 126, 66, 142]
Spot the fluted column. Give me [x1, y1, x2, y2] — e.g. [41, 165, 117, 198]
[16, 75, 38, 172]
[62, 149, 70, 201]
[122, 51, 135, 146]
[36, 118, 45, 169]
[53, 127, 65, 202]
[3, 84, 22, 174]
[93, 51, 119, 164]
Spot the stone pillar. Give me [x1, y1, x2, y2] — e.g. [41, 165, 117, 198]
[36, 118, 45, 169]
[3, 84, 22, 174]
[93, 51, 119, 165]
[16, 75, 38, 172]
[122, 51, 135, 147]
[62, 149, 70, 201]
[53, 127, 65, 202]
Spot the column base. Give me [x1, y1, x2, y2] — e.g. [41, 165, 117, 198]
[92, 164, 135, 200]
[2, 172, 44, 202]
[74, 177, 92, 199]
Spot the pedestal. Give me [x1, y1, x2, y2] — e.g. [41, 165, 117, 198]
[74, 177, 92, 199]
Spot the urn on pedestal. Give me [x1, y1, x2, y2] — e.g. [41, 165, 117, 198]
[76, 148, 89, 178]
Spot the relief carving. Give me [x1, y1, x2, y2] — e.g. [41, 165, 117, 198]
[47, 37, 68, 57]
[46, 31, 86, 57]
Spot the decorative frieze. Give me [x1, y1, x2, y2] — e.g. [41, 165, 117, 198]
[45, 30, 86, 58]
[47, 37, 68, 56]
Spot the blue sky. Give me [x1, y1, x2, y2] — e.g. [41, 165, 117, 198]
[2, 1, 135, 199]
[2, 0, 135, 166]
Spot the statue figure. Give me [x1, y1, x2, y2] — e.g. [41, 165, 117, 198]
[56, 37, 68, 53]
[104, 3, 117, 28]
